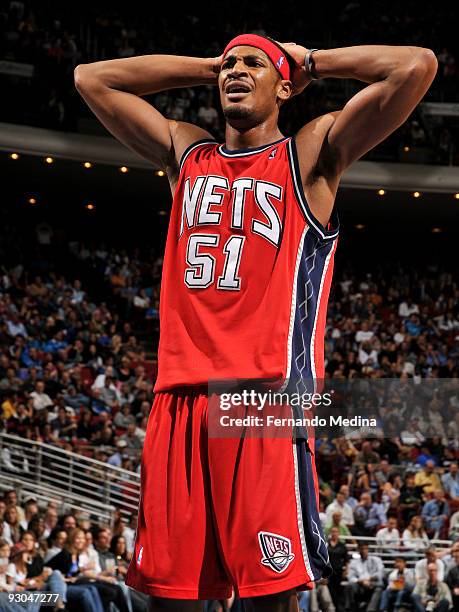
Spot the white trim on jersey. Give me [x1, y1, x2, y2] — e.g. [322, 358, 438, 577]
[280, 226, 309, 392]
[292, 438, 314, 580]
[178, 139, 217, 174]
[309, 239, 337, 392]
[217, 137, 289, 158]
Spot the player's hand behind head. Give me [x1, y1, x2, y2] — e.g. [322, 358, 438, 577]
[276, 41, 313, 96]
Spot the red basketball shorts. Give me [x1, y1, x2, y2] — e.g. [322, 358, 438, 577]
[125, 388, 331, 599]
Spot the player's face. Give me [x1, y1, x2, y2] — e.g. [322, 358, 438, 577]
[218, 46, 291, 128]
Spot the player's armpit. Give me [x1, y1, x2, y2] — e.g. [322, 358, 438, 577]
[294, 113, 342, 229]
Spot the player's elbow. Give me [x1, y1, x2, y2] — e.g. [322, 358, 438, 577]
[74, 63, 101, 92]
[74, 64, 89, 91]
[409, 48, 438, 79]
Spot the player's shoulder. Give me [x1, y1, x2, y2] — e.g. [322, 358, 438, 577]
[168, 121, 216, 166]
[166, 121, 217, 187]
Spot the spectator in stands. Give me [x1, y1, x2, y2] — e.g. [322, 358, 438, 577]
[353, 492, 387, 537]
[98, 375, 120, 410]
[121, 515, 137, 556]
[355, 441, 380, 465]
[47, 528, 104, 611]
[19, 498, 38, 531]
[415, 461, 443, 496]
[27, 516, 47, 554]
[4, 492, 25, 522]
[60, 514, 77, 531]
[325, 512, 351, 538]
[376, 516, 400, 553]
[401, 419, 427, 447]
[325, 491, 355, 528]
[29, 381, 53, 412]
[411, 562, 452, 612]
[403, 516, 430, 553]
[50, 406, 76, 440]
[339, 485, 358, 510]
[441, 463, 459, 507]
[399, 472, 424, 524]
[446, 547, 459, 610]
[422, 490, 450, 538]
[449, 510, 459, 539]
[114, 404, 136, 428]
[44, 528, 67, 563]
[43, 507, 59, 539]
[344, 542, 384, 611]
[327, 527, 349, 611]
[19, 530, 66, 608]
[380, 556, 415, 612]
[4, 505, 21, 544]
[110, 534, 130, 576]
[5, 543, 55, 610]
[76, 409, 94, 441]
[309, 581, 336, 612]
[92, 528, 130, 611]
[120, 423, 143, 456]
[0, 538, 12, 593]
[415, 548, 446, 582]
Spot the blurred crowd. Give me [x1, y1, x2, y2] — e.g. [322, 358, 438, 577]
[0, 488, 148, 611]
[0, 0, 457, 162]
[1, 241, 459, 605]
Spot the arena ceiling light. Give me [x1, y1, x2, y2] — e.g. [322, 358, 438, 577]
[27, 197, 37, 205]
[44, 156, 54, 164]
[85, 203, 96, 211]
[355, 224, 365, 230]
[377, 189, 385, 196]
[9, 152, 19, 160]
[156, 170, 165, 177]
[403, 146, 410, 152]
[432, 227, 442, 233]
[413, 191, 421, 198]
[83, 162, 93, 169]
[119, 166, 129, 173]
[455, 193, 459, 200]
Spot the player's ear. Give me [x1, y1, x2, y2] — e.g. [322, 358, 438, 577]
[277, 79, 293, 105]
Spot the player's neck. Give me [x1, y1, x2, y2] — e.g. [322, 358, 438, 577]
[224, 121, 284, 151]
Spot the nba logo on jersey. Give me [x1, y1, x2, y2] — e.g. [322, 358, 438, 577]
[136, 545, 143, 567]
[258, 531, 295, 573]
[268, 147, 277, 159]
[276, 55, 285, 70]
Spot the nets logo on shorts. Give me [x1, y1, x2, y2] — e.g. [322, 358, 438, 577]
[258, 531, 295, 573]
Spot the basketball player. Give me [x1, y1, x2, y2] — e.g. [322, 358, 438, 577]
[75, 35, 437, 611]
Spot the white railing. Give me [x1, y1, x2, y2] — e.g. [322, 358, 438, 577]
[341, 534, 452, 569]
[0, 433, 140, 524]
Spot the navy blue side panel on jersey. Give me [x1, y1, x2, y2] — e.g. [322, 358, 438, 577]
[285, 232, 335, 439]
[296, 440, 332, 580]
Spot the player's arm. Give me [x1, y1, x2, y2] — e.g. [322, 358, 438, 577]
[284, 44, 437, 227]
[74, 55, 220, 179]
[304, 45, 438, 174]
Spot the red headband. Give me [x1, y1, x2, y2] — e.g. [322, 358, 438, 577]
[222, 34, 291, 81]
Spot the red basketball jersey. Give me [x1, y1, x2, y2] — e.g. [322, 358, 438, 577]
[154, 136, 338, 392]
